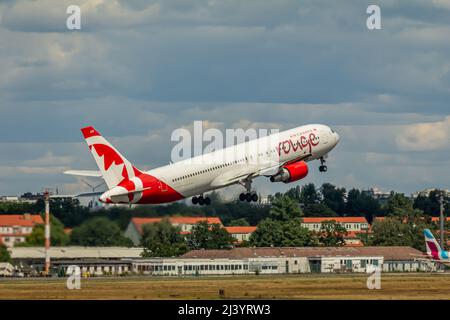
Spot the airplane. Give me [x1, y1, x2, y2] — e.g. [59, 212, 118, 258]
[412, 229, 450, 267]
[423, 229, 450, 265]
[65, 124, 340, 205]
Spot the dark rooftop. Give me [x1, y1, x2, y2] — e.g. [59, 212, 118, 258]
[181, 246, 422, 261]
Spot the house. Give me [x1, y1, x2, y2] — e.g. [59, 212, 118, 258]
[0, 214, 44, 247]
[301, 217, 369, 247]
[125, 216, 223, 245]
[301, 217, 369, 232]
[224, 226, 257, 243]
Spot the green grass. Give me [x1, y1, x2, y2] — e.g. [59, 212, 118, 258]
[0, 273, 449, 300]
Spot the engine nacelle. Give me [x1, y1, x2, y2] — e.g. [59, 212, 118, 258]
[270, 161, 309, 183]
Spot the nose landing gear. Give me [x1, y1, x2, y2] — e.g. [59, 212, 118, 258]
[319, 156, 328, 172]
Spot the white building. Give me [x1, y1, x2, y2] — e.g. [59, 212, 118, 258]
[411, 188, 450, 199]
[131, 246, 429, 276]
[224, 226, 257, 243]
[0, 214, 43, 247]
[301, 217, 370, 247]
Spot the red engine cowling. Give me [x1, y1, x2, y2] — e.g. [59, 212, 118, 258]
[270, 161, 309, 183]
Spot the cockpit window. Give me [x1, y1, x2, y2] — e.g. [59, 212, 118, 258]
[331, 128, 335, 133]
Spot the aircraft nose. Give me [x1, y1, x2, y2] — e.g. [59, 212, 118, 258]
[334, 132, 340, 144]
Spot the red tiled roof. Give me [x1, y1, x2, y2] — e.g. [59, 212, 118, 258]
[225, 226, 257, 234]
[131, 216, 223, 234]
[302, 217, 368, 223]
[182, 246, 421, 260]
[431, 217, 450, 222]
[0, 214, 43, 227]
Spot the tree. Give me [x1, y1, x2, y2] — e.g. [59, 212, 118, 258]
[141, 220, 188, 257]
[303, 203, 337, 217]
[269, 195, 303, 221]
[317, 220, 347, 246]
[187, 221, 234, 250]
[285, 186, 301, 202]
[249, 218, 316, 247]
[34, 198, 91, 228]
[345, 189, 381, 222]
[70, 217, 133, 246]
[0, 245, 11, 263]
[364, 217, 430, 250]
[228, 218, 250, 226]
[385, 192, 423, 220]
[21, 215, 69, 246]
[320, 183, 346, 216]
[414, 190, 450, 216]
[248, 219, 283, 247]
[300, 183, 320, 205]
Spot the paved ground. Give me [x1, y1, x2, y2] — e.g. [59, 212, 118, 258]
[0, 273, 449, 300]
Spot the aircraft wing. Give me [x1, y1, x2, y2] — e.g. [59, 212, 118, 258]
[64, 170, 102, 177]
[210, 165, 261, 188]
[412, 257, 450, 265]
[258, 154, 312, 177]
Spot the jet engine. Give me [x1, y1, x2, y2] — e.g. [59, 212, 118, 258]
[270, 161, 309, 183]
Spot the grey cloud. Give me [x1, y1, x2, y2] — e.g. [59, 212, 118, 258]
[0, 0, 449, 195]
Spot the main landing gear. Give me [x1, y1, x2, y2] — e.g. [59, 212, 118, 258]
[319, 156, 328, 172]
[238, 178, 259, 202]
[192, 195, 211, 206]
[239, 192, 258, 202]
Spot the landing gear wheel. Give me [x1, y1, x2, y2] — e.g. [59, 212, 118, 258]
[198, 196, 205, 206]
[192, 196, 198, 205]
[251, 193, 258, 202]
[239, 193, 246, 201]
[319, 156, 327, 172]
[204, 197, 211, 206]
[246, 193, 252, 202]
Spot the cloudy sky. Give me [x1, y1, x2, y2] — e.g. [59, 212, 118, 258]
[0, 0, 449, 198]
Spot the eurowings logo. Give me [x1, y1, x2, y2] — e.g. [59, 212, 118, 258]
[424, 229, 449, 260]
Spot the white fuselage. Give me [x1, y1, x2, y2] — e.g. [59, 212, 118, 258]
[145, 124, 339, 198]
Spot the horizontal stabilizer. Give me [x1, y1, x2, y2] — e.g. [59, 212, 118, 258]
[64, 170, 102, 177]
[49, 192, 105, 198]
[75, 191, 105, 197]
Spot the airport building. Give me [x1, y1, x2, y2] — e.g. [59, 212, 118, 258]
[131, 246, 432, 276]
[8, 246, 432, 276]
[9, 246, 143, 276]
